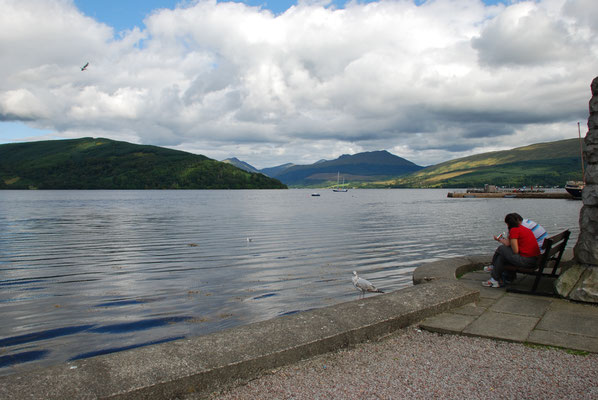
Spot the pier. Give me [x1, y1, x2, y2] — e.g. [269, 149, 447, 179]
[447, 191, 575, 199]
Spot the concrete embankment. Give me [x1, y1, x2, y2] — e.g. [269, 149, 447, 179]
[447, 192, 574, 199]
[0, 256, 486, 399]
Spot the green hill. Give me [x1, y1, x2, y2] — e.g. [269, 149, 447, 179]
[0, 138, 287, 189]
[390, 138, 585, 188]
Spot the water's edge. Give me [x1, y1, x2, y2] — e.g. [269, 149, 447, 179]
[0, 255, 482, 400]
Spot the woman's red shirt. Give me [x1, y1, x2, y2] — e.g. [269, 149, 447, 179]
[509, 225, 540, 257]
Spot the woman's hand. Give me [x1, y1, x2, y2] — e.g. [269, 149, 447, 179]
[493, 235, 510, 246]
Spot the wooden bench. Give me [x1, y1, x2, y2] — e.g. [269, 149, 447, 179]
[505, 229, 571, 295]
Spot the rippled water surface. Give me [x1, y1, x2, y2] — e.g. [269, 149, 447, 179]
[0, 189, 581, 374]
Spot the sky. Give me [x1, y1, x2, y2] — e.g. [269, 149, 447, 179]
[0, 0, 596, 168]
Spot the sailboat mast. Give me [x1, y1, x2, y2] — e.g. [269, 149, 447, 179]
[578, 122, 585, 183]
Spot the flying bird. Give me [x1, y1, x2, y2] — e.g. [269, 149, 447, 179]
[81, 62, 89, 71]
[352, 271, 384, 298]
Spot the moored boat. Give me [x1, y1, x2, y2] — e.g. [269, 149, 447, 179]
[565, 181, 584, 199]
[332, 172, 348, 192]
[565, 122, 586, 200]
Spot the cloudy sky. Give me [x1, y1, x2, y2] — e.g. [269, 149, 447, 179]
[0, 0, 596, 168]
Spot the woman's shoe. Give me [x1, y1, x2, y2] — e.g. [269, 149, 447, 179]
[482, 278, 502, 288]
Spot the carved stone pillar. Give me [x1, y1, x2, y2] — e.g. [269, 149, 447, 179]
[555, 77, 598, 302]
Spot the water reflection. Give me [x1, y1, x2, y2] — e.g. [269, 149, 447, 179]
[0, 351, 49, 368]
[0, 325, 94, 347]
[69, 336, 185, 361]
[0, 189, 581, 375]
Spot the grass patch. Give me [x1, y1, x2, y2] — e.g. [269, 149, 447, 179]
[4, 177, 20, 185]
[426, 170, 473, 182]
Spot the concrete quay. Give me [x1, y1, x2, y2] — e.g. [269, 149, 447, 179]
[0, 275, 478, 399]
[419, 256, 598, 353]
[447, 191, 574, 199]
[2, 252, 597, 399]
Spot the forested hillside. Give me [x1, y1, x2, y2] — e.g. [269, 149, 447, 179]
[0, 138, 286, 189]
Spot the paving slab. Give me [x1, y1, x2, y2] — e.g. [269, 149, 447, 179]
[419, 313, 476, 334]
[528, 329, 598, 353]
[548, 298, 598, 314]
[451, 302, 487, 316]
[476, 298, 496, 308]
[477, 286, 507, 300]
[461, 271, 488, 281]
[457, 279, 486, 290]
[536, 309, 598, 338]
[462, 311, 539, 342]
[489, 295, 553, 317]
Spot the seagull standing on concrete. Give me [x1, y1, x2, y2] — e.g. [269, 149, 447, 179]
[352, 271, 384, 298]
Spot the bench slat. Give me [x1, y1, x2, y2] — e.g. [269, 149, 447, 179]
[546, 230, 569, 244]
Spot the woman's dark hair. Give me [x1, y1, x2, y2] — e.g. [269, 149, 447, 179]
[513, 213, 523, 222]
[505, 213, 520, 229]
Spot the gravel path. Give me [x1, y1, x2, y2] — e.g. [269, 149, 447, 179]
[207, 327, 598, 399]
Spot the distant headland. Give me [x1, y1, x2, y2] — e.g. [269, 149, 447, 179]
[0, 137, 287, 190]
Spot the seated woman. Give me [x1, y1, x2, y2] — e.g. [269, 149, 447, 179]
[483, 213, 540, 288]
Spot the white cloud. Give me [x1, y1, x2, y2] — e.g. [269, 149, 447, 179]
[0, 0, 596, 168]
[471, 1, 587, 67]
[562, 0, 598, 34]
[0, 89, 49, 120]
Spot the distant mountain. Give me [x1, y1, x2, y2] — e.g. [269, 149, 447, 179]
[391, 138, 585, 188]
[222, 157, 261, 174]
[260, 163, 295, 177]
[0, 138, 287, 190]
[269, 150, 423, 187]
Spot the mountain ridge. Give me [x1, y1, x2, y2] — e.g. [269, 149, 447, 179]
[260, 163, 295, 177]
[222, 157, 261, 174]
[267, 150, 424, 186]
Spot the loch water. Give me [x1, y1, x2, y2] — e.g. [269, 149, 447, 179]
[0, 189, 582, 375]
